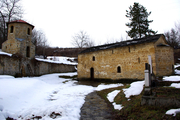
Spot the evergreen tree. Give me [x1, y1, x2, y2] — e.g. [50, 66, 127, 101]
[125, 2, 157, 39]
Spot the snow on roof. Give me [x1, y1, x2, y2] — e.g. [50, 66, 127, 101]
[0, 49, 12, 57]
[80, 34, 163, 54]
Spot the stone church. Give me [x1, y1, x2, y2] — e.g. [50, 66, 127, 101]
[77, 34, 174, 81]
[2, 20, 35, 59]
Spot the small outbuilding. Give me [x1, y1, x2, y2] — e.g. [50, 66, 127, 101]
[77, 34, 174, 81]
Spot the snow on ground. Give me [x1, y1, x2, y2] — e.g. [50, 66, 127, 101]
[175, 64, 180, 69]
[163, 76, 180, 81]
[112, 103, 123, 110]
[123, 81, 145, 98]
[36, 56, 77, 65]
[107, 90, 120, 103]
[107, 90, 123, 110]
[170, 83, 180, 88]
[95, 83, 123, 91]
[166, 108, 180, 116]
[0, 72, 125, 120]
[175, 64, 180, 75]
[0, 75, 14, 79]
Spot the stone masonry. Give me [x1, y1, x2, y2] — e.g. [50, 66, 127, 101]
[1, 20, 76, 76]
[2, 20, 35, 59]
[78, 34, 174, 81]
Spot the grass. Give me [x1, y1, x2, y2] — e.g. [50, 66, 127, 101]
[97, 85, 180, 120]
[60, 74, 180, 119]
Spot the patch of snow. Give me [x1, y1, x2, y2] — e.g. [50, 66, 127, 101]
[175, 69, 180, 75]
[0, 50, 12, 57]
[0, 72, 94, 120]
[123, 81, 144, 98]
[35, 57, 77, 65]
[107, 90, 123, 110]
[96, 83, 123, 91]
[166, 108, 180, 116]
[112, 103, 123, 110]
[107, 90, 120, 102]
[163, 76, 180, 81]
[175, 64, 180, 68]
[170, 83, 180, 88]
[0, 72, 126, 120]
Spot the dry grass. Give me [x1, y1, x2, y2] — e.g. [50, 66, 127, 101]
[97, 85, 180, 120]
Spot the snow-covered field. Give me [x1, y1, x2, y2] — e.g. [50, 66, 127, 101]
[0, 63, 180, 119]
[0, 72, 125, 120]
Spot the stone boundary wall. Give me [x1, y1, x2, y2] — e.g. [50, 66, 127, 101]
[0, 55, 76, 77]
[141, 95, 180, 107]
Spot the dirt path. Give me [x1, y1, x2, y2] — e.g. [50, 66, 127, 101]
[80, 92, 113, 120]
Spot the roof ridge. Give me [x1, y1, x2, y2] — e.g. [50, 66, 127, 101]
[79, 34, 163, 54]
[7, 19, 34, 29]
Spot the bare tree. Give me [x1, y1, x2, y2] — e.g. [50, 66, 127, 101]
[164, 23, 180, 48]
[72, 31, 95, 49]
[32, 29, 49, 58]
[0, 0, 23, 48]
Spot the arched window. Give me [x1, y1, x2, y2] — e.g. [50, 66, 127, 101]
[10, 26, 14, 33]
[128, 47, 130, 52]
[27, 28, 30, 35]
[92, 56, 95, 61]
[117, 66, 121, 73]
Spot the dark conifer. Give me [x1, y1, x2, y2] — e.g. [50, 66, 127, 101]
[125, 2, 157, 39]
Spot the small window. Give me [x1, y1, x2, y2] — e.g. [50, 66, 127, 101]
[138, 57, 140, 63]
[128, 47, 130, 52]
[117, 66, 121, 73]
[10, 26, 14, 33]
[93, 56, 95, 61]
[26, 46, 30, 57]
[27, 28, 30, 35]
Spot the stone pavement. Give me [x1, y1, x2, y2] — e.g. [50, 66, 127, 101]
[80, 92, 113, 120]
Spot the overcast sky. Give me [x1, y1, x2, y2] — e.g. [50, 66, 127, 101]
[22, 0, 180, 48]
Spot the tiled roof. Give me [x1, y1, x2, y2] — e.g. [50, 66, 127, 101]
[79, 34, 163, 54]
[7, 19, 34, 29]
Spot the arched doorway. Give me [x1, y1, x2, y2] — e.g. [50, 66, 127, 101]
[90, 67, 94, 80]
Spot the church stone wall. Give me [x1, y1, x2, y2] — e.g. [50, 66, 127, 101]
[78, 36, 174, 81]
[154, 36, 174, 76]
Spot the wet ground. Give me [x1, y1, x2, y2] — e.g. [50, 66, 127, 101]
[80, 92, 113, 120]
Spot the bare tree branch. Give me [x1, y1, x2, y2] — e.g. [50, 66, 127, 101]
[71, 30, 95, 49]
[0, 0, 23, 48]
